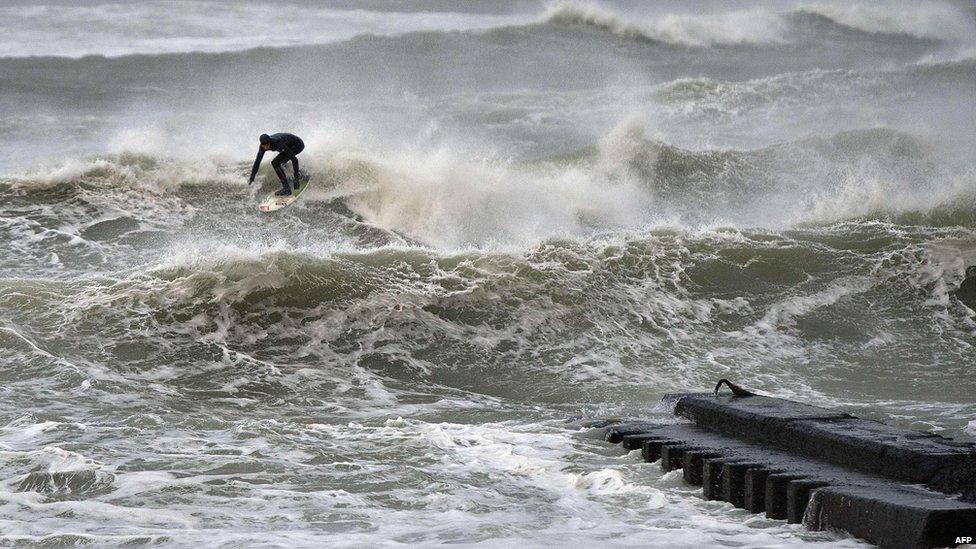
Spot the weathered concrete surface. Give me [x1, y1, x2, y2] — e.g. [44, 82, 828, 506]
[605, 422, 660, 444]
[672, 394, 976, 489]
[682, 450, 720, 485]
[806, 485, 976, 549]
[603, 393, 976, 548]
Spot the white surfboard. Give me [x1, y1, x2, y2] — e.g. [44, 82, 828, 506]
[258, 173, 311, 212]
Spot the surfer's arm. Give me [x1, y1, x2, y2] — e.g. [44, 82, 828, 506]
[248, 148, 265, 183]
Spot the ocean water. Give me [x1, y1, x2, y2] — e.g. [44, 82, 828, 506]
[1, 1, 975, 546]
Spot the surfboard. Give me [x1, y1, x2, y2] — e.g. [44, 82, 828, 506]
[258, 173, 311, 212]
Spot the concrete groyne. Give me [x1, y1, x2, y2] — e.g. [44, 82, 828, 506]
[603, 384, 976, 548]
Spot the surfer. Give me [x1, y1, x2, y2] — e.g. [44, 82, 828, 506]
[248, 133, 305, 196]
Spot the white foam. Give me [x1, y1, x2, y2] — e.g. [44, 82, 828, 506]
[0, 446, 95, 473]
[915, 239, 976, 311]
[9, 154, 236, 194]
[757, 276, 876, 331]
[797, 166, 976, 227]
[323, 138, 655, 249]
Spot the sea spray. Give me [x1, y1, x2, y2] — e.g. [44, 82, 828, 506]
[1, 1, 974, 546]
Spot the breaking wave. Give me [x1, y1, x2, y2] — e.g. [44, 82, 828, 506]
[3, 2, 976, 546]
[543, 1, 974, 47]
[795, 2, 976, 42]
[543, 1, 789, 47]
[5, 121, 974, 255]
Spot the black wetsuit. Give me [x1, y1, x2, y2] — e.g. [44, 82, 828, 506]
[249, 133, 305, 188]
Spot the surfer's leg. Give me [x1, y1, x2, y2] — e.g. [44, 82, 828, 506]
[290, 156, 300, 187]
[271, 154, 290, 193]
[291, 141, 304, 186]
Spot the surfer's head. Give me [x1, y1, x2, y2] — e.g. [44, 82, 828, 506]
[259, 134, 271, 150]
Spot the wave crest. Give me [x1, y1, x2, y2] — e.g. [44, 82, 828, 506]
[3, 153, 237, 194]
[543, 1, 787, 48]
[3, 120, 973, 253]
[544, 0, 972, 48]
[795, 2, 976, 42]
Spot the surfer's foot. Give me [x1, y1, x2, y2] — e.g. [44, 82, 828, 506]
[275, 187, 292, 197]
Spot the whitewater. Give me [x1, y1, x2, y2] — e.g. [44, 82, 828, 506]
[1, 0, 975, 546]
